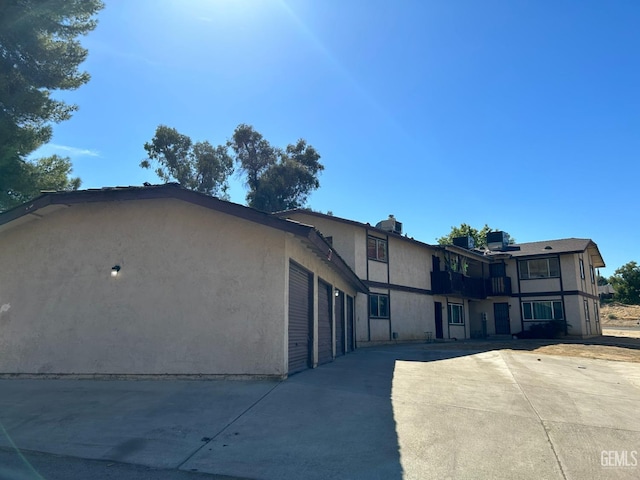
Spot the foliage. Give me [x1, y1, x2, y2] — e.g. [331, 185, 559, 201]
[596, 274, 609, 286]
[1, 155, 81, 209]
[436, 223, 513, 248]
[229, 124, 324, 212]
[141, 124, 323, 211]
[516, 320, 567, 339]
[141, 126, 233, 198]
[609, 261, 640, 305]
[0, 0, 103, 211]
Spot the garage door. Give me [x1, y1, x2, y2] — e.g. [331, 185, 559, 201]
[317, 279, 333, 365]
[288, 262, 313, 375]
[346, 295, 355, 352]
[335, 291, 345, 357]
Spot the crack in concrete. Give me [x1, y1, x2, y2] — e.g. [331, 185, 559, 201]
[499, 352, 568, 480]
[175, 381, 284, 470]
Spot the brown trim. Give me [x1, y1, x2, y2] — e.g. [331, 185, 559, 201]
[364, 280, 432, 296]
[514, 290, 599, 300]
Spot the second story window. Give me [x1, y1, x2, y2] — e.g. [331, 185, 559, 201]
[519, 257, 560, 279]
[367, 236, 387, 262]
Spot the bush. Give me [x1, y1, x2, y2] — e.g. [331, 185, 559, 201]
[515, 320, 567, 339]
[608, 313, 618, 320]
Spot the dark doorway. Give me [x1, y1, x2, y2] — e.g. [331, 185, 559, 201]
[494, 302, 510, 335]
[434, 301, 444, 339]
[335, 291, 345, 357]
[317, 279, 333, 365]
[288, 262, 313, 374]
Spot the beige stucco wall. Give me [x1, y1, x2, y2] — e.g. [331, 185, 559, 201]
[389, 291, 434, 341]
[281, 213, 360, 274]
[0, 198, 290, 375]
[389, 239, 432, 289]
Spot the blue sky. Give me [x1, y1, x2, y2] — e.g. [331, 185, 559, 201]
[35, 0, 639, 276]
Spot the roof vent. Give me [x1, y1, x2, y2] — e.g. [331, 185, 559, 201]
[486, 231, 510, 251]
[375, 215, 402, 235]
[544, 246, 552, 250]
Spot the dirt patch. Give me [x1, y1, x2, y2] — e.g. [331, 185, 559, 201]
[508, 343, 640, 363]
[424, 331, 640, 363]
[600, 302, 640, 327]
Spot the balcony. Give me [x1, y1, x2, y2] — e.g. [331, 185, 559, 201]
[431, 271, 486, 299]
[486, 276, 512, 296]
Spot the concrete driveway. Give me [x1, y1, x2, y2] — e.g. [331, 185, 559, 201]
[1, 344, 639, 479]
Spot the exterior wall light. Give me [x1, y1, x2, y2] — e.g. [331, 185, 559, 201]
[111, 265, 121, 277]
[335, 289, 340, 297]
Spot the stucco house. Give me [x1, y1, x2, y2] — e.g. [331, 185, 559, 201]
[0, 184, 366, 378]
[278, 210, 605, 341]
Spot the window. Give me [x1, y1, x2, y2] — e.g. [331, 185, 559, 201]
[367, 236, 387, 262]
[522, 301, 564, 321]
[589, 265, 595, 284]
[369, 294, 389, 318]
[447, 303, 464, 324]
[518, 258, 560, 279]
[584, 299, 590, 322]
[579, 258, 585, 279]
[594, 301, 600, 324]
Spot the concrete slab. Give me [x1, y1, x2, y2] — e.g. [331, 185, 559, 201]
[1, 344, 639, 479]
[0, 379, 277, 468]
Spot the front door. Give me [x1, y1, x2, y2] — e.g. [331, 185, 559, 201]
[494, 302, 510, 335]
[434, 301, 444, 339]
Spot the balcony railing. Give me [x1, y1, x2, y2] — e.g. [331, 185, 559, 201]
[431, 271, 512, 299]
[486, 276, 512, 296]
[431, 271, 486, 299]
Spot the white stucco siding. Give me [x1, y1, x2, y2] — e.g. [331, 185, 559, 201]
[389, 291, 433, 341]
[355, 294, 368, 342]
[388, 240, 432, 289]
[0, 198, 287, 375]
[519, 277, 561, 294]
[367, 259, 388, 283]
[560, 254, 580, 291]
[280, 213, 359, 274]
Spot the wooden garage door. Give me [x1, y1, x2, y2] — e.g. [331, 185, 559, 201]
[335, 291, 345, 357]
[288, 262, 313, 375]
[346, 295, 355, 352]
[317, 279, 333, 365]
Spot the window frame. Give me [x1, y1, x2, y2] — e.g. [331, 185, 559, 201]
[367, 236, 388, 263]
[518, 257, 560, 280]
[579, 258, 585, 279]
[522, 300, 564, 321]
[369, 293, 390, 318]
[447, 303, 464, 325]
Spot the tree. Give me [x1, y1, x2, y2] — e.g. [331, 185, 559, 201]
[0, 0, 104, 211]
[437, 224, 513, 248]
[141, 125, 234, 198]
[229, 124, 324, 212]
[1, 155, 80, 208]
[609, 261, 640, 305]
[596, 274, 609, 286]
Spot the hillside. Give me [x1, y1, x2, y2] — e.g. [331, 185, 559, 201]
[601, 302, 640, 327]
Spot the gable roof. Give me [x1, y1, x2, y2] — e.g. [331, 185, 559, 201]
[0, 184, 367, 292]
[276, 208, 437, 250]
[495, 238, 606, 268]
